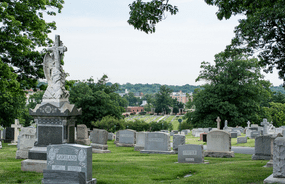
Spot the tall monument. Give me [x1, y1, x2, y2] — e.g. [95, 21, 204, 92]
[22, 35, 82, 172]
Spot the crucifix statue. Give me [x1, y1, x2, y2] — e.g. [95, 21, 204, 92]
[43, 35, 69, 100]
[216, 117, 221, 130]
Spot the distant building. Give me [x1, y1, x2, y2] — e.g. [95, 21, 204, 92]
[119, 89, 129, 97]
[170, 91, 192, 104]
[125, 106, 144, 114]
[25, 89, 41, 104]
[134, 92, 144, 99]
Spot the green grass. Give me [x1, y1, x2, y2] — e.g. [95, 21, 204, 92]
[0, 140, 268, 184]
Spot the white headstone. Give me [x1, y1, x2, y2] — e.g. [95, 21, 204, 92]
[11, 119, 22, 144]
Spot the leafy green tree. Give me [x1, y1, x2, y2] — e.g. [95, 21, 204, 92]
[0, 0, 64, 89]
[154, 85, 173, 114]
[262, 102, 285, 127]
[0, 59, 26, 127]
[187, 52, 271, 128]
[123, 92, 141, 106]
[92, 115, 126, 133]
[205, 0, 285, 84]
[69, 75, 125, 128]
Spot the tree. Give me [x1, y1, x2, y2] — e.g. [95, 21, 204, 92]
[0, 1, 64, 89]
[154, 85, 173, 114]
[69, 75, 125, 127]
[205, 0, 285, 85]
[262, 102, 285, 127]
[0, 59, 26, 127]
[187, 52, 271, 128]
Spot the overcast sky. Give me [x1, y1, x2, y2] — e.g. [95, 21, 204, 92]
[43, 0, 283, 86]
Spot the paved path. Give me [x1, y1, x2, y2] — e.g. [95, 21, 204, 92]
[203, 146, 255, 155]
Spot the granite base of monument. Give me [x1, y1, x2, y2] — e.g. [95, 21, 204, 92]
[264, 160, 273, 168]
[134, 146, 144, 151]
[264, 174, 285, 184]
[204, 151, 234, 158]
[91, 143, 111, 153]
[21, 159, 47, 173]
[252, 154, 271, 160]
[116, 143, 135, 147]
[140, 150, 175, 154]
[42, 170, 97, 184]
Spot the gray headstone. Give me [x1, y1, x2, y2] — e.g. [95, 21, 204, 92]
[5, 127, 14, 142]
[108, 133, 114, 141]
[76, 124, 90, 145]
[252, 135, 274, 160]
[207, 130, 231, 152]
[46, 144, 93, 182]
[119, 130, 136, 144]
[16, 127, 37, 159]
[90, 129, 108, 145]
[173, 134, 185, 153]
[178, 144, 204, 163]
[144, 132, 170, 151]
[134, 132, 146, 151]
[273, 137, 285, 177]
[230, 132, 237, 138]
[237, 137, 247, 144]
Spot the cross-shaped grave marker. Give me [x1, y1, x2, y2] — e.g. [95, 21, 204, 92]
[260, 118, 270, 135]
[11, 119, 22, 143]
[216, 117, 221, 130]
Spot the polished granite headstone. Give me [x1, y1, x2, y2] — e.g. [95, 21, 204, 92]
[90, 129, 110, 153]
[140, 132, 174, 154]
[178, 144, 205, 163]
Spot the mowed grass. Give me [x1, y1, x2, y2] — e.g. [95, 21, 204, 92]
[0, 140, 269, 184]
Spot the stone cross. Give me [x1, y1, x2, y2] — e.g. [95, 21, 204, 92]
[216, 117, 221, 130]
[261, 118, 270, 135]
[224, 120, 228, 128]
[247, 121, 251, 128]
[11, 119, 22, 143]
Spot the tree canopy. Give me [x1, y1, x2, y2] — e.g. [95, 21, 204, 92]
[186, 52, 272, 128]
[154, 85, 173, 114]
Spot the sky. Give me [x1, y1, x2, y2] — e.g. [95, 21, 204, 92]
[43, 0, 283, 86]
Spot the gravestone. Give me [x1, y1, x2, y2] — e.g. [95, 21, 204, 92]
[216, 117, 221, 130]
[264, 137, 285, 183]
[16, 127, 36, 159]
[224, 120, 228, 128]
[237, 137, 247, 144]
[178, 144, 205, 163]
[134, 132, 146, 151]
[10, 119, 23, 145]
[114, 131, 119, 144]
[173, 134, 185, 154]
[116, 129, 136, 147]
[90, 129, 110, 153]
[21, 35, 81, 173]
[42, 144, 96, 184]
[204, 130, 234, 158]
[141, 132, 174, 154]
[261, 118, 270, 135]
[250, 131, 260, 139]
[230, 132, 237, 138]
[76, 124, 90, 145]
[202, 134, 207, 142]
[108, 133, 114, 141]
[252, 135, 275, 160]
[4, 127, 14, 143]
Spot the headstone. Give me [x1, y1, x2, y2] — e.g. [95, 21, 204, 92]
[173, 134, 185, 154]
[116, 129, 136, 147]
[237, 137, 247, 144]
[10, 119, 23, 145]
[90, 129, 110, 153]
[252, 135, 275, 160]
[178, 144, 205, 163]
[216, 117, 221, 130]
[173, 130, 179, 134]
[250, 131, 260, 139]
[200, 133, 207, 141]
[114, 131, 119, 144]
[21, 35, 81, 173]
[202, 134, 207, 142]
[16, 127, 37, 159]
[0, 140, 2, 149]
[140, 132, 174, 154]
[261, 118, 270, 135]
[224, 120, 228, 129]
[230, 132, 237, 138]
[76, 124, 90, 145]
[181, 130, 188, 135]
[204, 130, 234, 158]
[42, 144, 96, 184]
[264, 137, 285, 183]
[108, 133, 114, 141]
[247, 121, 251, 128]
[4, 127, 14, 143]
[134, 132, 146, 151]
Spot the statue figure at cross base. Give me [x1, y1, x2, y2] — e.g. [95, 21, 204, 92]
[43, 35, 69, 100]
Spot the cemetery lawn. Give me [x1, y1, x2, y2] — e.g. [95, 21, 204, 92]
[0, 141, 269, 184]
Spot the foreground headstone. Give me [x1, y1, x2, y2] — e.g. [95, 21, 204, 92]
[264, 137, 285, 183]
[76, 124, 90, 145]
[116, 129, 136, 147]
[90, 129, 110, 153]
[134, 132, 146, 151]
[42, 144, 96, 184]
[252, 135, 274, 160]
[140, 132, 174, 154]
[173, 134, 185, 154]
[16, 127, 36, 159]
[178, 144, 206, 164]
[204, 130, 234, 158]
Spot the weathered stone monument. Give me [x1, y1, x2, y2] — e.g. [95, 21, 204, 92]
[90, 129, 110, 153]
[16, 127, 36, 159]
[252, 135, 275, 160]
[134, 132, 146, 151]
[42, 144, 96, 184]
[261, 118, 270, 135]
[216, 117, 221, 130]
[116, 129, 136, 147]
[204, 130, 234, 158]
[264, 137, 285, 183]
[140, 132, 174, 154]
[108, 133, 114, 141]
[76, 124, 90, 145]
[10, 119, 23, 145]
[0, 140, 2, 149]
[173, 134, 185, 154]
[21, 35, 81, 172]
[4, 127, 14, 143]
[114, 131, 119, 144]
[178, 144, 206, 164]
[237, 137, 247, 144]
